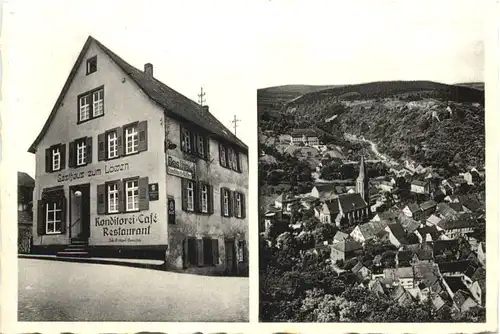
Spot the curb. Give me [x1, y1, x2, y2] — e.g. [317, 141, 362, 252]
[18, 254, 166, 271]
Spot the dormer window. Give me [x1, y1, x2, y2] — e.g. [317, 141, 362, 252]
[86, 56, 97, 75]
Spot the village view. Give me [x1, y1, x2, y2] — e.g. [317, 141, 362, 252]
[258, 82, 486, 322]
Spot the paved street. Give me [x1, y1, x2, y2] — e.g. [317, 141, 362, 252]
[18, 259, 248, 322]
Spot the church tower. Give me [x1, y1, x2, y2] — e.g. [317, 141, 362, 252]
[356, 156, 370, 204]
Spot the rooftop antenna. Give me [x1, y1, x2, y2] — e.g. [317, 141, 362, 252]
[231, 115, 241, 137]
[198, 87, 206, 110]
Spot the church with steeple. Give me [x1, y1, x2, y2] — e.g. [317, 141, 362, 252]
[319, 156, 371, 227]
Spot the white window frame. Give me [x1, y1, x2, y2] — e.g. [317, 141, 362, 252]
[76, 140, 87, 166]
[125, 179, 139, 212]
[107, 131, 118, 159]
[187, 181, 194, 211]
[235, 192, 242, 218]
[79, 95, 90, 121]
[52, 147, 61, 171]
[223, 189, 229, 216]
[182, 129, 191, 152]
[45, 201, 62, 234]
[107, 183, 119, 213]
[201, 184, 208, 213]
[125, 125, 139, 155]
[92, 89, 104, 117]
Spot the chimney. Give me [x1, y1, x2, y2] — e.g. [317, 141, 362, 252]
[202, 105, 209, 113]
[144, 63, 153, 78]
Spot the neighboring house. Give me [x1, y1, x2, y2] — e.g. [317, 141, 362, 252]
[385, 223, 409, 248]
[352, 261, 372, 280]
[477, 242, 486, 266]
[436, 214, 476, 239]
[378, 181, 394, 193]
[419, 200, 437, 217]
[444, 195, 460, 203]
[426, 214, 443, 227]
[461, 198, 483, 213]
[350, 220, 389, 244]
[319, 200, 340, 224]
[18, 171, 35, 254]
[410, 180, 429, 194]
[462, 170, 481, 185]
[402, 203, 422, 221]
[436, 203, 460, 220]
[333, 231, 349, 243]
[28, 36, 248, 276]
[438, 260, 471, 277]
[432, 239, 460, 260]
[310, 184, 340, 201]
[399, 214, 421, 234]
[469, 278, 486, 306]
[440, 179, 456, 195]
[329, 239, 363, 262]
[415, 225, 441, 243]
[395, 267, 415, 289]
[290, 129, 319, 146]
[274, 192, 297, 212]
[453, 290, 479, 314]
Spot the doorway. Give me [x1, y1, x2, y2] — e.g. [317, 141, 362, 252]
[69, 183, 91, 241]
[224, 239, 237, 275]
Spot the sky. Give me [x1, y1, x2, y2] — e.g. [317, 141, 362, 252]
[2, 0, 485, 177]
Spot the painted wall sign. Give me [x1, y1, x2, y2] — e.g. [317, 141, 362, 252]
[167, 155, 196, 179]
[56, 162, 130, 183]
[93, 212, 159, 244]
[168, 197, 175, 224]
[149, 183, 159, 201]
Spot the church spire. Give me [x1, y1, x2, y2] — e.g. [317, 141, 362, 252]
[357, 155, 366, 180]
[356, 155, 369, 204]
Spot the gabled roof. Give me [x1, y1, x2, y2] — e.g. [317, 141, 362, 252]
[411, 180, 428, 187]
[437, 213, 477, 230]
[397, 250, 413, 263]
[406, 203, 421, 213]
[330, 239, 363, 253]
[427, 214, 442, 226]
[18, 172, 35, 188]
[462, 199, 482, 212]
[438, 260, 471, 274]
[333, 231, 349, 242]
[338, 193, 367, 212]
[28, 36, 247, 154]
[471, 267, 486, 282]
[432, 239, 459, 254]
[387, 223, 409, 244]
[420, 200, 437, 211]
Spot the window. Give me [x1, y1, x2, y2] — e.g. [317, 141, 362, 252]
[79, 95, 90, 122]
[237, 240, 245, 262]
[107, 183, 119, 213]
[45, 201, 62, 234]
[223, 188, 230, 216]
[107, 131, 118, 159]
[125, 125, 139, 155]
[219, 145, 227, 167]
[181, 128, 191, 153]
[45, 144, 66, 173]
[86, 56, 97, 75]
[125, 179, 139, 212]
[201, 183, 208, 213]
[76, 139, 86, 166]
[186, 181, 194, 212]
[197, 134, 205, 157]
[78, 87, 105, 123]
[234, 192, 245, 219]
[184, 237, 219, 268]
[52, 147, 61, 171]
[92, 89, 104, 117]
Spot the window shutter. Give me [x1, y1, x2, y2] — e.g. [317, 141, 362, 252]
[45, 148, 51, 173]
[197, 239, 204, 266]
[98, 133, 105, 161]
[68, 141, 76, 168]
[86, 136, 93, 164]
[37, 200, 45, 235]
[189, 131, 196, 154]
[181, 179, 188, 211]
[240, 240, 247, 262]
[97, 184, 106, 214]
[204, 136, 209, 159]
[241, 193, 246, 219]
[195, 182, 201, 213]
[236, 152, 241, 172]
[138, 121, 148, 152]
[60, 196, 67, 234]
[138, 177, 149, 211]
[182, 238, 188, 269]
[60, 144, 66, 170]
[116, 127, 123, 157]
[229, 190, 234, 217]
[211, 238, 219, 265]
[208, 185, 214, 214]
[220, 187, 225, 217]
[117, 180, 124, 213]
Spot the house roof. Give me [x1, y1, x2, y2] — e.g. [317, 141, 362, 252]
[387, 223, 409, 244]
[411, 180, 428, 187]
[417, 226, 441, 242]
[407, 203, 421, 213]
[275, 193, 295, 203]
[471, 267, 486, 282]
[420, 200, 437, 211]
[18, 172, 35, 188]
[444, 276, 468, 293]
[28, 36, 247, 154]
[397, 250, 413, 263]
[351, 261, 366, 274]
[426, 214, 442, 226]
[413, 262, 439, 279]
[358, 220, 389, 240]
[291, 129, 317, 137]
[333, 231, 349, 242]
[330, 239, 363, 253]
[399, 214, 421, 233]
[337, 193, 368, 212]
[462, 199, 482, 212]
[438, 260, 471, 275]
[437, 214, 477, 230]
[436, 203, 459, 218]
[453, 290, 473, 309]
[432, 239, 459, 254]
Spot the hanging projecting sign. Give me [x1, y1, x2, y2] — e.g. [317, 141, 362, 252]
[168, 197, 176, 224]
[149, 183, 159, 201]
[166, 155, 196, 179]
